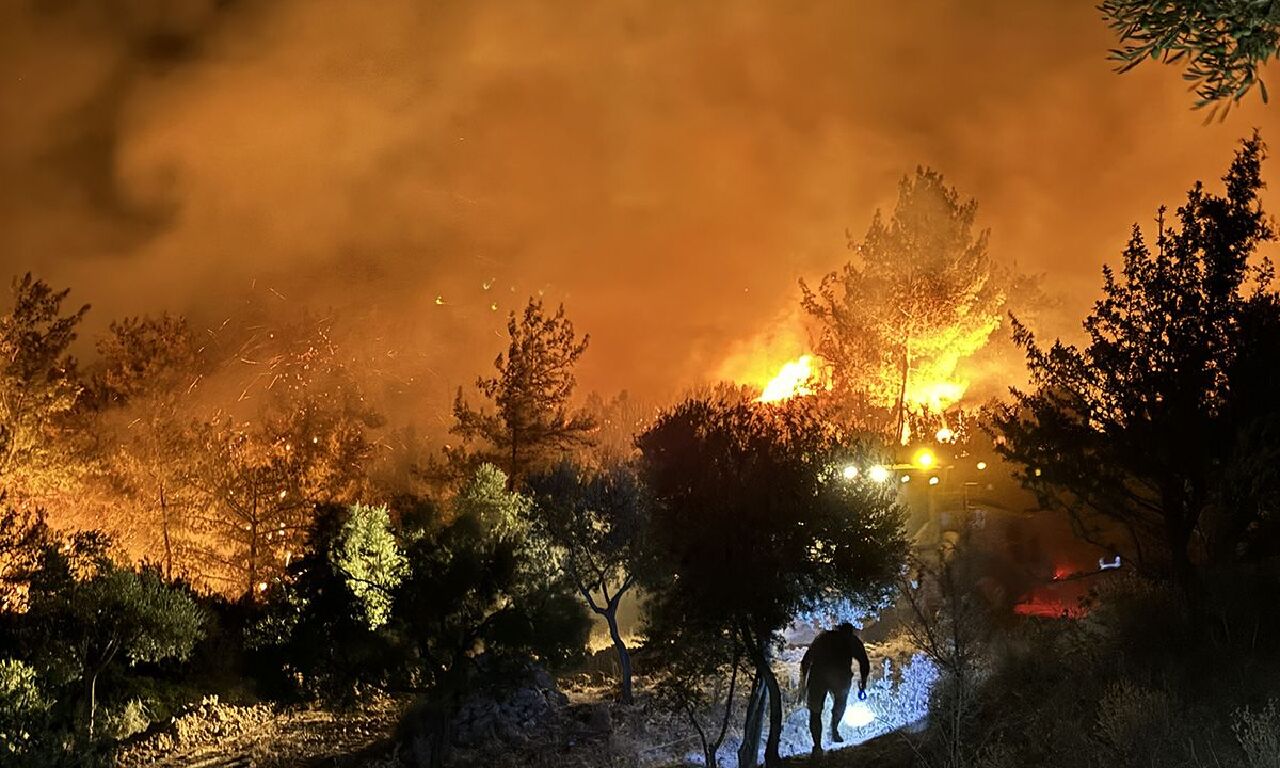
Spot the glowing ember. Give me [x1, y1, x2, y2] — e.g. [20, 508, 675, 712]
[758, 355, 816, 402]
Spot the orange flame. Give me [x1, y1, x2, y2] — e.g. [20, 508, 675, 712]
[757, 355, 816, 403]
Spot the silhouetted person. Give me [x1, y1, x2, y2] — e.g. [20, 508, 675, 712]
[799, 622, 869, 756]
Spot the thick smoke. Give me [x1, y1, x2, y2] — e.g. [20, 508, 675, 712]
[3, 0, 1277, 427]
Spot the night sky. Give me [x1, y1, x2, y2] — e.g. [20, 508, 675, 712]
[3, 0, 1278, 425]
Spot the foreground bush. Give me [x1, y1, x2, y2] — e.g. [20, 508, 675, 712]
[923, 564, 1280, 768]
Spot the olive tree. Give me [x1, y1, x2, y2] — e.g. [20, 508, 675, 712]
[637, 397, 907, 767]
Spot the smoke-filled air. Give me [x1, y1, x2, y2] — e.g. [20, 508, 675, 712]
[3, 1, 1280, 767]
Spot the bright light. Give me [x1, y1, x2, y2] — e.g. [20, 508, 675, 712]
[928, 476, 940, 486]
[842, 464, 859, 480]
[976, 461, 987, 470]
[935, 427, 955, 443]
[842, 700, 876, 728]
[913, 448, 936, 468]
[900, 474, 911, 484]
[868, 465, 890, 483]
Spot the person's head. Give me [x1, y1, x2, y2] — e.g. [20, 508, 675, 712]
[836, 622, 855, 636]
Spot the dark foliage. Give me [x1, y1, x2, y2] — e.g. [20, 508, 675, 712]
[452, 300, 597, 488]
[992, 133, 1279, 587]
[527, 461, 648, 703]
[637, 397, 907, 766]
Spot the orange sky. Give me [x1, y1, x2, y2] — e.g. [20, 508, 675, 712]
[2, 0, 1277, 430]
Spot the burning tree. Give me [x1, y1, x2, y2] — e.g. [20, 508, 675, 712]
[637, 397, 906, 767]
[0, 504, 48, 612]
[94, 314, 205, 579]
[192, 323, 377, 597]
[192, 417, 316, 596]
[993, 133, 1278, 587]
[0, 275, 89, 504]
[800, 169, 1005, 442]
[452, 299, 596, 488]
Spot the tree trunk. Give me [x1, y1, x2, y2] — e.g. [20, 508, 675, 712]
[87, 670, 98, 739]
[604, 607, 634, 704]
[685, 703, 717, 768]
[740, 628, 784, 768]
[760, 658, 784, 767]
[738, 674, 766, 768]
[416, 651, 474, 768]
[508, 426, 520, 490]
[160, 484, 173, 581]
[416, 698, 454, 768]
[895, 340, 911, 446]
[247, 519, 259, 600]
[1160, 486, 1198, 604]
[1166, 513, 1198, 609]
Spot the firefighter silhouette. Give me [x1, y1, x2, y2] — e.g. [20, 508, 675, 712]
[799, 623, 870, 755]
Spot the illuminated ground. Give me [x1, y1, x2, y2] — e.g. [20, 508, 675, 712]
[684, 643, 937, 767]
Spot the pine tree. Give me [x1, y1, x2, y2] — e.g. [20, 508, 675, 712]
[95, 314, 204, 579]
[452, 299, 596, 487]
[0, 275, 89, 504]
[993, 133, 1277, 587]
[801, 169, 1004, 443]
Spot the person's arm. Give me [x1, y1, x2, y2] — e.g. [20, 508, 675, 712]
[853, 636, 870, 700]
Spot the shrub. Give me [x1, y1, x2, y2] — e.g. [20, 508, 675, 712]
[1095, 681, 1178, 762]
[1234, 700, 1280, 768]
[0, 658, 51, 760]
[102, 699, 151, 741]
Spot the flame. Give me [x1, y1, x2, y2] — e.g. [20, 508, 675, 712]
[757, 355, 816, 403]
[905, 379, 967, 411]
[750, 354, 965, 409]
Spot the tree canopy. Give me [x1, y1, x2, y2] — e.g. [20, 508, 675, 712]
[452, 300, 596, 487]
[331, 503, 407, 630]
[992, 133, 1278, 585]
[528, 461, 648, 703]
[0, 275, 89, 503]
[395, 463, 589, 767]
[637, 397, 907, 766]
[1101, 0, 1280, 114]
[22, 535, 203, 737]
[801, 168, 1005, 442]
[94, 314, 205, 579]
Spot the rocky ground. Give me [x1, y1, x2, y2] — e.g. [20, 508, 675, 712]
[114, 636, 931, 767]
[114, 694, 406, 768]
